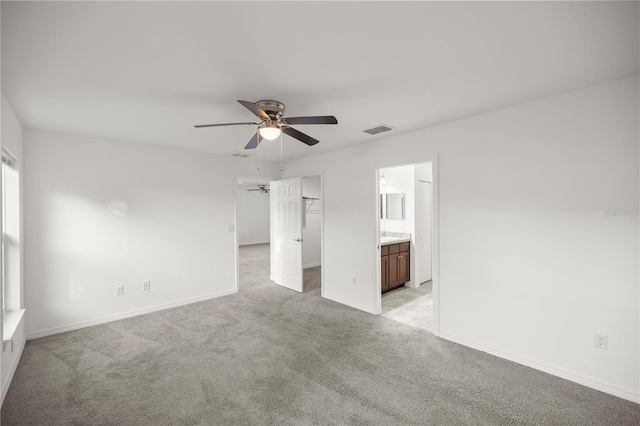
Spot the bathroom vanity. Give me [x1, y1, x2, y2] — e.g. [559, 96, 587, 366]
[381, 239, 410, 293]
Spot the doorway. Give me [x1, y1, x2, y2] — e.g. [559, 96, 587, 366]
[235, 174, 324, 297]
[301, 176, 322, 294]
[235, 175, 274, 292]
[376, 160, 438, 334]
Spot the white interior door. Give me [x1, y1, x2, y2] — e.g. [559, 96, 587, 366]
[270, 177, 303, 292]
[416, 181, 432, 283]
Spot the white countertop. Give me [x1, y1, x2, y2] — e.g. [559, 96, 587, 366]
[380, 236, 411, 246]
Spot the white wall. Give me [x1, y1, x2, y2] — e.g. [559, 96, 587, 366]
[302, 176, 321, 268]
[1, 93, 25, 404]
[237, 184, 270, 246]
[283, 76, 640, 402]
[23, 129, 279, 338]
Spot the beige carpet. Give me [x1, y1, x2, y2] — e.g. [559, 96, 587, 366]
[238, 243, 321, 293]
[2, 244, 639, 425]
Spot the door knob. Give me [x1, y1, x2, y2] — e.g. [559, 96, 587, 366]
[294, 238, 302, 242]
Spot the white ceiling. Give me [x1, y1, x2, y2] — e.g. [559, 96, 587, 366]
[2, 1, 638, 162]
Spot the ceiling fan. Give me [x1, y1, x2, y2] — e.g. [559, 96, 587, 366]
[246, 184, 269, 194]
[195, 100, 338, 149]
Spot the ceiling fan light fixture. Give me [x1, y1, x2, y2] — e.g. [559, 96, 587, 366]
[258, 121, 281, 140]
[195, 100, 336, 149]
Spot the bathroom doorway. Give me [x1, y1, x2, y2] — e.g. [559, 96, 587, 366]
[376, 160, 438, 334]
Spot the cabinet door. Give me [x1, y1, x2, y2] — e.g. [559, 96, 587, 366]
[389, 253, 400, 287]
[381, 255, 389, 292]
[398, 252, 410, 284]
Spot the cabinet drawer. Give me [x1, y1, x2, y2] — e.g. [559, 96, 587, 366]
[381, 245, 389, 256]
[388, 243, 400, 254]
[399, 242, 410, 253]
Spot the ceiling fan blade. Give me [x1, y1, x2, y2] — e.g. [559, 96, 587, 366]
[283, 116, 338, 125]
[237, 100, 270, 120]
[194, 122, 259, 128]
[247, 187, 269, 193]
[244, 133, 261, 149]
[282, 126, 319, 146]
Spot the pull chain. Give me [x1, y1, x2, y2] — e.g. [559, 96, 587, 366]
[280, 131, 283, 172]
[256, 129, 261, 171]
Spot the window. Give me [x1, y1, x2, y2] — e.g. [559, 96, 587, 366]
[0, 149, 16, 313]
[0, 148, 20, 311]
[1, 147, 24, 352]
[2, 161, 6, 312]
[1, 149, 18, 310]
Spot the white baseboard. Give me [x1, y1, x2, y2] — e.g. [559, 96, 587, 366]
[27, 288, 238, 340]
[239, 240, 269, 247]
[323, 292, 375, 314]
[439, 331, 640, 404]
[303, 262, 321, 269]
[1, 336, 25, 407]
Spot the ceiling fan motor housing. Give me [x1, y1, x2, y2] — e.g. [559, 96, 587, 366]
[256, 100, 285, 120]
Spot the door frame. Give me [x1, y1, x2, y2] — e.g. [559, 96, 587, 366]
[374, 155, 440, 336]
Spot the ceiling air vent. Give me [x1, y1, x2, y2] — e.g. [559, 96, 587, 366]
[363, 124, 394, 135]
[228, 151, 251, 159]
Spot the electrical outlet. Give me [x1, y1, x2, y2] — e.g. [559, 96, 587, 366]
[143, 281, 151, 291]
[352, 277, 357, 286]
[594, 333, 608, 350]
[116, 285, 124, 296]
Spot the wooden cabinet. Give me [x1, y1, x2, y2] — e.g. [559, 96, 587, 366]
[381, 242, 410, 293]
[381, 255, 389, 292]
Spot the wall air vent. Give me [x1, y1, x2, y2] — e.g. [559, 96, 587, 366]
[363, 124, 394, 135]
[228, 151, 251, 159]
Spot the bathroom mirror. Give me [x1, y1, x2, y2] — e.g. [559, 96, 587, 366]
[386, 193, 405, 220]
